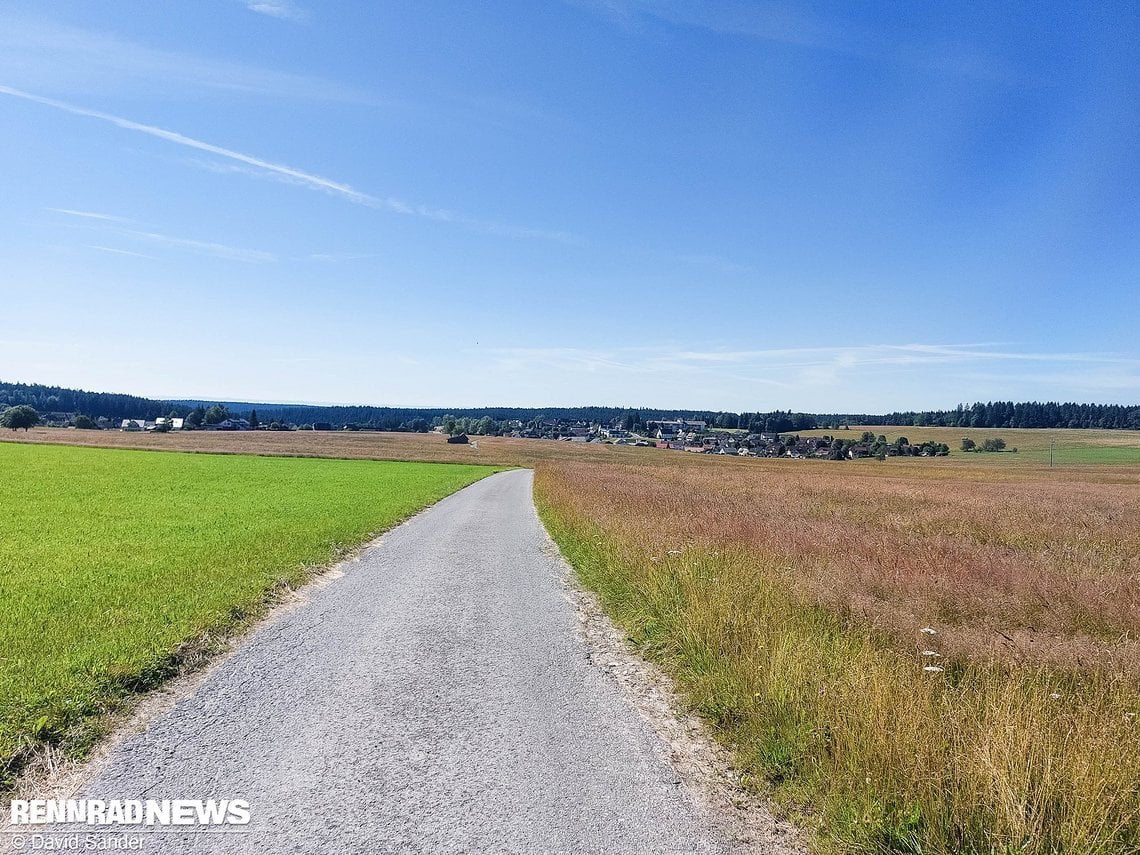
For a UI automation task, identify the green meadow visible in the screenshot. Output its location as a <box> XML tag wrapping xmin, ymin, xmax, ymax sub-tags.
<box><xmin>0</xmin><ymin>442</ymin><xmax>497</xmax><ymax>783</ymax></box>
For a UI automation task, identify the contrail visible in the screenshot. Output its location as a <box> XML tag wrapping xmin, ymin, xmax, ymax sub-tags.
<box><xmin>2</xmin><ymin>83</ymin><xmax>579</xmax><ymax>242</ymax></box>
<box><xmin>0</xmin><ymin>83</ymin><xmax>376</xmax><ymax>206</ymax></box>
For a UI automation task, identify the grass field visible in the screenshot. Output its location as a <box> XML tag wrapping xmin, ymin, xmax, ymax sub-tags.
<box><xmin>6</xmin><ymin>424</ymin><xmax>1139</xmax><ymax>471</ymax></box>
<box><xmin>535</xmin><ymin>456</ymin><xmax>1140</xmax><ymax>853</ymax></box>
<box><xmin>4</xmin><ymin>426</ymin><xmax>1140</xmax><ymax>851</ymax></box>
<box><xmin>799</xmin><ymin>426</ymin><xmax>1140</xmax><ymax>468</ymax></box>
<box><xmin>0</xmin><ymin>442</ymin><xmax>496</xmax><ymax>786</ymax></box>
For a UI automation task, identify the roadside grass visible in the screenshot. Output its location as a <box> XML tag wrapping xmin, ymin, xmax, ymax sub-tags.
<box><xmin>0</xmin><ymin>442</ymin><xmax>497</xmax><ymax>788</ymax></box>
<box><xmin>535</xmin><ymin>460</ymin><xmax>1140</xmax><ymax>853</ymax></box>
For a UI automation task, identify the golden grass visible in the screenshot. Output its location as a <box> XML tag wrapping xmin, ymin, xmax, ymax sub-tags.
<box><xmin>535</xmin><ymin>458</ymin><xmax>1140</xmax><ymax>853</ymax></box>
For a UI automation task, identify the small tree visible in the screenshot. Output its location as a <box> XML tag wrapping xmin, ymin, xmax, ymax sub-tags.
<box><xmin>73</xmin><ymin>414</ymin><xmax>98</xmax><ymax>430</ymax></box>
<box><xmin>249</xmin><ymin>409</ymin><xmax>260</xmax><ymax>430</ymax></box>
<box><xmin>960</xmin><ymin>437</ymin><xmax>976</xmax><ymax>452</ymax></box>
<box><xmin>204</xmin><ymin>404</ymin><xmax>230</xmax><ymax>425</ymax></box>
<box><xmin>982</xmin><ymin>437</ymin><xmax>1006</xmax><ymax>452</ymax></box>
<box><xmin>0</xmin><ymin>405</ymin><xmax>40</xmax><ymax>431</ymax></box>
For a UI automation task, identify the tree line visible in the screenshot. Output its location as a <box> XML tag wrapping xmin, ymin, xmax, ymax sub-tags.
<box><xmin>2</xmin><ymin>380</ymin><xmax>1138</xmax><ymax>433</ymax></box>
<box><xmin>837</xmin><ymin>401</ymin><xmax>1140</xmax><ymax>430</ymax></box>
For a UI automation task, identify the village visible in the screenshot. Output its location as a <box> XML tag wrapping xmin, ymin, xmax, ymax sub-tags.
<box><xmin>499</xmin><ymin>418</ymin><xmax>949</xmax><ymax>459</ymax></box>
<box><xmin>69</xmin><ymin>412</ymin><xmax>948</xmax><ymax>461</ymax></box>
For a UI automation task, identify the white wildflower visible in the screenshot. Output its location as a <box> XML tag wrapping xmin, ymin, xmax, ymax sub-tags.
<box><xmin>920</xmin><ymin>627</ymin><xmax>937</xmax><ymax>635</ymax></box>
<box><xmin>923</xmin><ymin>665</ymin><xmax>945</xmax><ymax>673</ymax></box>
<box><xmin>921</xmin><ymin>650</ymin><xmax>941</xmax><ymax>657</ymax></box>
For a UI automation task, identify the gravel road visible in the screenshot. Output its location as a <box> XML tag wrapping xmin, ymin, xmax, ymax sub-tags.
<box><xmin>13</xmin><ymin>469</ymin><xmax>749</xmax><ymax>854</ymax></box>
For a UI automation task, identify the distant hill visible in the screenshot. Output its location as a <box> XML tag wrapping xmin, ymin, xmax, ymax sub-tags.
<box><xmin>2</xmin><ymin>379</ymin><xmax>1138</xmax><ymax>432</ymax></box>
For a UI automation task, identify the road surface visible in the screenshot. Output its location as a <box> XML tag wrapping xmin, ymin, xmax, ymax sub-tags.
<box><xmin>16</xmin><ymin>470</ymin><xmax>745</xmax><ymax>854</ymax></box>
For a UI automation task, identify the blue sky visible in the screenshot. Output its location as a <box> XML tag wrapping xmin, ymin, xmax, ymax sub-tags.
<box><xmin>2</xmin><ymin>1</ymin><xmax>1138</xmax><ymax>411</ymax></box>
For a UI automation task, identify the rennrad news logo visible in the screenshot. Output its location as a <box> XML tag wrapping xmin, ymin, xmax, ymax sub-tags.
<box><xmin>8</xmin><ymin>799</ymin><xmax>250</xmax><ymax>826</ymax></box>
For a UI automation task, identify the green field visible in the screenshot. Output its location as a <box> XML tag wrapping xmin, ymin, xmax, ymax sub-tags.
<box><xmin>798</xmin><ymin>426</ymin><xmax>1140</xmax><ymax>466</ymax></box>
<box><xmin>0</xmin><ymin>443</ymin><xmax>497</xmax><ymax>783</ymax></box>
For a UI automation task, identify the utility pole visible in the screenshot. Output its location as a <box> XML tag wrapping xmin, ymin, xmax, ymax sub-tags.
<box><xmin>1049</xmin><ymin>436</ymin><xmax>1055</xmax><ymax>468</ymax></box>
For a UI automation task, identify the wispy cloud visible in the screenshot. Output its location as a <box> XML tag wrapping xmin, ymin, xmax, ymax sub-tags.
<box><xmin>305</xmin><ymin>252</ymin><xmax>377</xmax><ymax>263</ymax></box>
<box><xmin>53</xmin><ymin>208</ymin><xmax>276</xmax><ymax>262</ymax></box>
<box><xmin>4</xmin><ymin>85</ymin><xmax>577</xmax><ymax>243</ymax></box>
<box><xmin>116</xmin><ymin>229</ymin><xmax>276</xmax><ymax>263</ymax></box>
<box><xmin>190</xmin><ymin>157</ymin><xmax>581</xmax><ymax>242</ymax></box>
<box><xmin>47</xmin><ymin>207</ymin><xmax>131</xmax><ymax>222</ymax></box>
<box><xmin>487</xmin><ymin>342</ymin><xmax>1140</xmax><ymax>401</ymax></box>
<box><xmin>0</xmin><ymin>16</ymin><xmax>369</xmax><ymax>103</ymax></box>
<box><xmin>85</xmin><ymin>245</ymin><xmax>157</xmax><ymax>260</ymax></box>
<box><xmin>242</xmin><ymin>1</ymin><xmax>307</xmax><ymax>22</ymax></box>
<box><xmin>575</xmin><ymin>0</ymin><xmax>1025</xmax><ymax>85</ymax></box>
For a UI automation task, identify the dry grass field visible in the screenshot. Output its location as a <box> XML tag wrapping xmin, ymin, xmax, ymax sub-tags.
<box><xmin>535</xmin><ymin>455</ymin><xmax>1140</xmax><ymax>853</ymax></box>
<box><xmin>6</xmin><ymin>426</ymin><xmax>1139</xmax><ymax>851</ymax></box>
<box><xmin>0</xmin><ymin>425</ymin><xmax>624</xmax><ymax>468</ymax></box>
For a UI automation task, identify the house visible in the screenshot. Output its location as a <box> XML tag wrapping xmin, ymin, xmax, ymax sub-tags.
<box><xmin>120</xmin><ymin>419</ymin><xmax>149</xmax><ymax>431</ymax></box>
<box><xmin>154</xmin><ymin>417</ymin><xmax>184</xmax><ymax>430</ymax></box>
<box><xmin>446</xmin><ymin>433</ymin><xmax>469</xmax><ymax>444</ymax></box>
<box><xmin>651</xmin><ymin>419</ymin><xmax>707</xmax><ymax>436</ymax></box>
<box><xmin>209</xmin><ymin>418</ymin><xmax>251</xmax><ymax>431</ymax></box>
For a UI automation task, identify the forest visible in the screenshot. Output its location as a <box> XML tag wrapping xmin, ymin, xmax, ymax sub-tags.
<box><xmin>2</xmin><ymin>380</ymin><xmax>1138</xmax><ymax>433</ymax></box>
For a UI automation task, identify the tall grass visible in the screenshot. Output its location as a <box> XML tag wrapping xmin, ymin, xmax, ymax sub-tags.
<box><xmin>536</xmin><ymin>461</ymin><xmax>1140</xmax><ymax>853</ymax></box>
